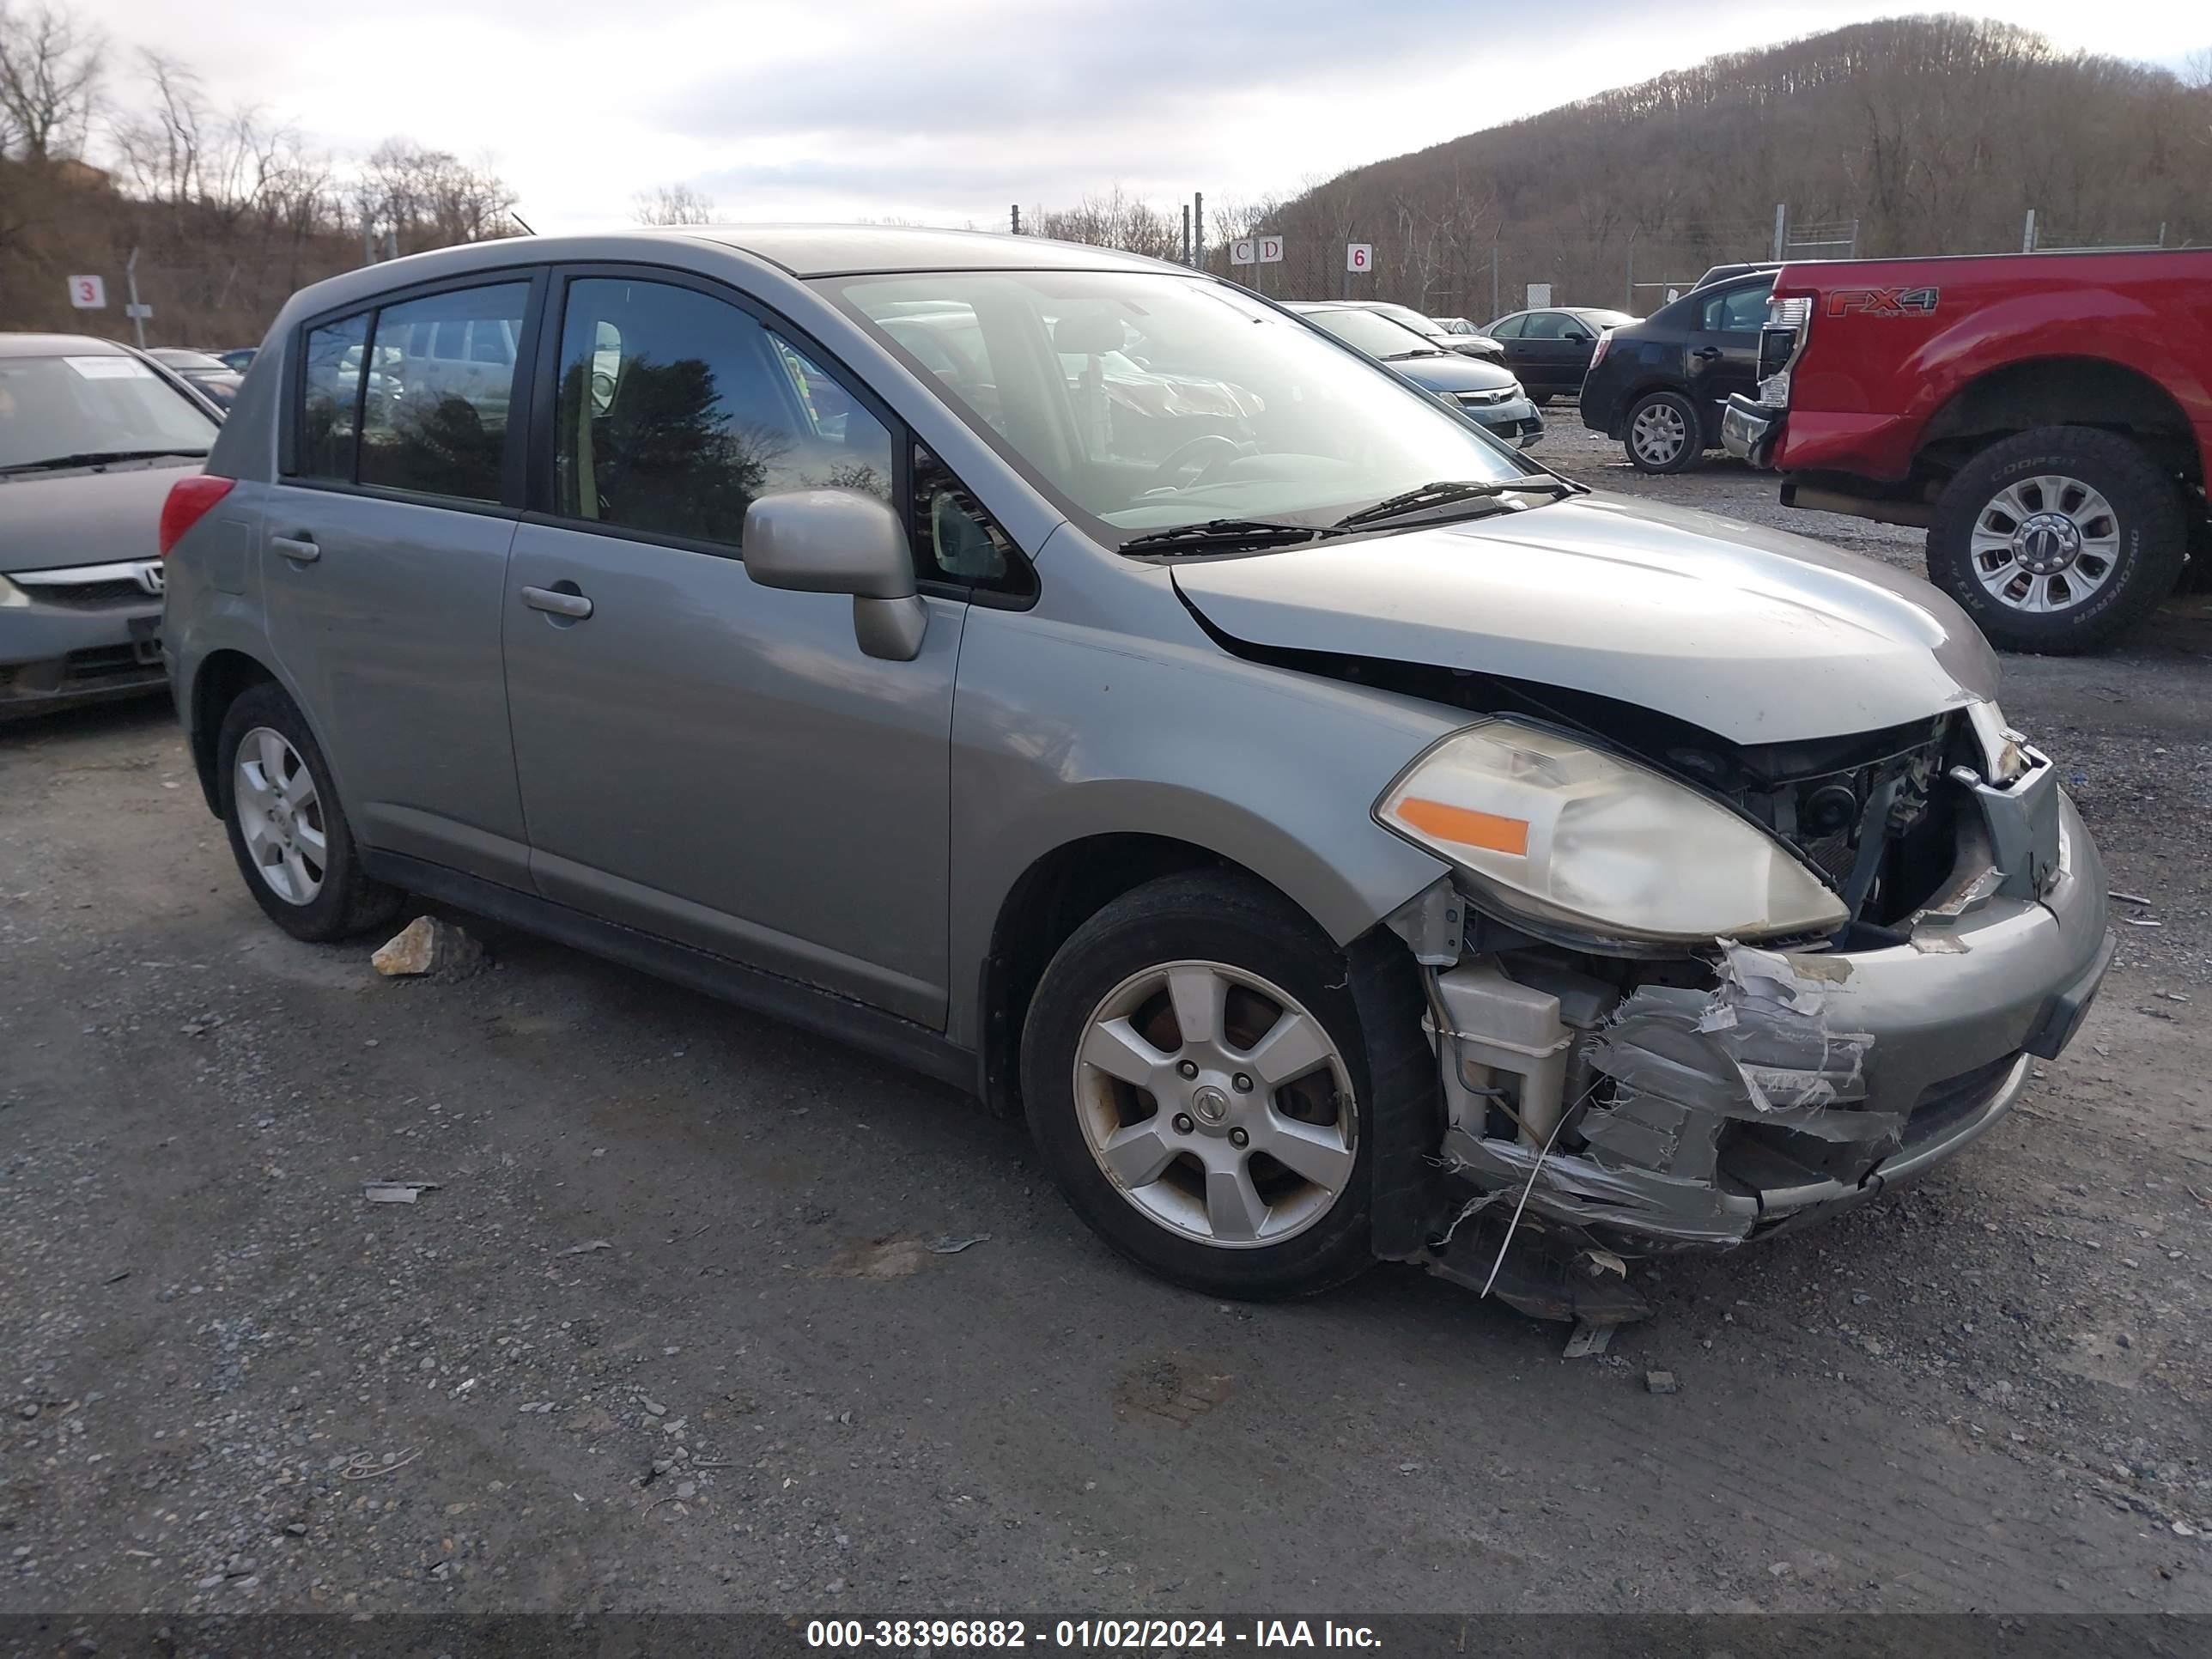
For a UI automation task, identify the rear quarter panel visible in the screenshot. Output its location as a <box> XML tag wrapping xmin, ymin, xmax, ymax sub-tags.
<box><xmin>1772</xmin><ymin>251</ymin><xmax>2212</xmax><ymax>482</ymax></box>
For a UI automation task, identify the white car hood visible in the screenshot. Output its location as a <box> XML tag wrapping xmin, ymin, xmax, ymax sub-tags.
<box><xmin>1170</xmin><ymin>490</ymin><xmax>2000</xmax><ymax>744</ymax></box>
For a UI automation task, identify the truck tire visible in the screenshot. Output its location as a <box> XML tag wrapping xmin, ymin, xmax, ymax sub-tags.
<box><xmin>1623</xmin><ymin>390</ymin><xmax>1702</xmax><ymax>474</ymax></box>
<box><xmin>1927</xmin><ymin>427</ymin><xmax>2186</xmax><ymax>654</ymax></box>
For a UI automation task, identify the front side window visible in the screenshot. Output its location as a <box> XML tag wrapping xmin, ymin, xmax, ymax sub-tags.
<box><xmin>551</xmin><ymin>276</ymin><xmax>893</xmax><ymax>550</ymax></box>
<box><xmin>1486</xmin><ymin>314</ymin><xmax>1526</xmax><ymax>339</ymax></box>
<box><xmin>358</xmin><ymin>283</ymin><xmax>527</xmax><ymax>501</ymax></box>
<box><xmin>0</xmin><ymin>351</ymin><xmax>216</xmax><ymax>474</ymax></box>
<box><xmin>829</xmin><ymin>270</ymin><xmax>1526</xmax><ymax>540</ymax></box>
<box><xmin>299</xmin><ymin>314</ymin><xmax>368</xmax><ymax>481</ymax></box>
<box><xmin>1519</xmin><ymin>312</ymin><xmax>1572</xmax><ymax>340</ymax></box>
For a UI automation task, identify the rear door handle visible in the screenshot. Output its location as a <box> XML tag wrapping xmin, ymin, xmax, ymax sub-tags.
<box><xmin>1693</xmin><ymin>346</ymin><xmax>1723</xmax><ymax>362</ymax></box>
<box><xmin>521</xmin><ymin>585</ymin><xmax>593</xmax><ymax>620</ymax></box>
<box><xmin>271</xmin><ymin>535</ymin><xmax>319</xmax><ymax>563</ymax></box>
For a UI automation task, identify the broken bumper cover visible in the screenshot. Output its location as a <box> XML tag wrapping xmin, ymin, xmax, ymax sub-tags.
<box><xmin>1439</xmin><ymin>784</ymin><xmax>2111</xmax><ymax>1249</ymax></box>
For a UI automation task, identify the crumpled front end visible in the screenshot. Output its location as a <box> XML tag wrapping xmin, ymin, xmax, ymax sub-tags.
<box><xmin>1399</xmin><ymin>712</ymin><xmax>2110</xmax><ymax>1267</ymax></box>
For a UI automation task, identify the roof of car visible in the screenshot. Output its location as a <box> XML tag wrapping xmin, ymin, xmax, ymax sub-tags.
<box><xmin>0</xmin><ymin>332</ymin><xmax>132</xmax><ymax>358</ymax></box>
<box><xmin>673</xmin><ymin>224</ymin><xmax>1176</xmax><ymax>277</ymax></box>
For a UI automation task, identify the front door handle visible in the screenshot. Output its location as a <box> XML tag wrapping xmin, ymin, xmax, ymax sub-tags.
<box><xmin>522</xmin><ymin>584</ymin><xmax>593</xmax><ymax>620</ymax></box>
<box><xmin>1693</xmin><ymin>346</ymin><xmax>1723</xmax><ymax>362</ymax></box>
<box><xmin>271</xmin><ymin>535</ymin><xmax>319</xmax><ymax>563</ymax></box>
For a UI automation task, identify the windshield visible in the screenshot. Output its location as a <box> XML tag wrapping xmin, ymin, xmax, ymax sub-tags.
<box><xmin>1298</xmin><ymin>307</ymin><xmax>1440</xmax><ymax>360</ymax></box>
<box><xmin>0</xmin><ymin>353</ymin><xmax>216</xmax><ymax>471</ymax></box>
<box><xmin>828</xmin><ymin>271</ymin><xmax>1523</xmax><ymax>538</ymax></box>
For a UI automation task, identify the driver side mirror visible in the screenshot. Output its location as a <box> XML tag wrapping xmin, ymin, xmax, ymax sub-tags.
<box><xmin>742</xmin><ymin>489</ymin><xmax>928</xmax><ymax>662</ymax></box>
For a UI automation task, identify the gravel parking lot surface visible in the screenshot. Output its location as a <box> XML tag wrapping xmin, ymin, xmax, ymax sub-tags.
<box><xmin>3</xmin><ymin>428</ymin><xmax>2209</xmax><ymax>1617</ymax></box>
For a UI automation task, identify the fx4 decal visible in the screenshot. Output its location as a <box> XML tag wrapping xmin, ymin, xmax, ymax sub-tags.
<box><xmin>1826</xmin><ymin>286</ymin><xmax>1941</xmax><ymax>318</ymax></box>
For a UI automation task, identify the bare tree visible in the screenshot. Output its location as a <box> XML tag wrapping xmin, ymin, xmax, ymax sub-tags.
<box><xmin>362</xmin><ymin>138</ymin><xmax>514</xmax><ymax>252</ymax></box>
<box><xmin>0</xmin><ymin>1</ymin><xmax>103</xmax><ymax>162</ymax></box>
<box><xmin>632</xmin><ymin>182</ymin><xmax>715</xmax><ymax>225</ymax></box>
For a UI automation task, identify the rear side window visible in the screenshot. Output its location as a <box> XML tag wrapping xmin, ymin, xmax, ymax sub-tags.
<box><xmin>357</xmin><ymin>283</ymin><xmax>528</xmax><ymax>501</ymax></box>
<box><xmin>1700</xmin><ymin>283</ymin><xmax>1771</xmax><ymax>333</ymax></box>
<box><xmin>300</xmin><ymin>315</ymin><xmax>368</xmax><ymax>481</ymax></box>
<box><xmin>550</xmin><ymin>276</ymin><xmax>893</xmax><ymax>551</ymax></box>
<box><xmin>1519</xmin><ymin>312</ymin><xmax>1571</xmax><ymax>339</ymax></box>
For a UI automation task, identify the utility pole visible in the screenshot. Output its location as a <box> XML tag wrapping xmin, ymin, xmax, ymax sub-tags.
<box><xmin>1489</xmin><ymin>228</ymin><xmax>1500</xmax><ymax>322</ymax></box>
<box><xmin>1625</xmin><ymin>228</ymin><xmax>1637</xmax><ymax>312</ymax></box>
<box><xmin>1181</xmin><ymin>204</ymin><xmax>1190</xmax><ymax>266</ymax></box>
<box><xmin>1194</xmin><ymin>191</ymin><xmax>1204</xmax><ymax>271</ymax></box>
<box><xmin>1010</xmin><ymin>204</ymin><xmax>1021</xmax><ymax>235</ymax></box>
<box><xmin>124</xmin><ymin>248</ymin><xmax>148</xmax><ymax>349</ymax></box>
<box><xmin>1771</xmin><ymin>203</ymin><xmax>1787</xmax><ymax>262</ymax></box>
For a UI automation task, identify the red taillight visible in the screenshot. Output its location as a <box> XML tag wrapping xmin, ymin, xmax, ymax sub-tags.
<box><xmin>1588</xmin><ymin>328</ymin><xmax>1613</xmax><ymax>369</ymax></box>
<box><xmin>158</xmin><ymin>474</ymin><xmax>234</xmax><ymax>557</ymax></box>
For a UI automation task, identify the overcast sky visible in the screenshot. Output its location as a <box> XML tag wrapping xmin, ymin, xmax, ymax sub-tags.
<box><xmin>64</xmin><ymin>0</ymin><xmax>2208</xmax><ymax>233</ymax></box>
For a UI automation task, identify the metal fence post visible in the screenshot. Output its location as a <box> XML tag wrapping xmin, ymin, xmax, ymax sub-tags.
<box><xmin>2022</xmin><ymin>209</ymin><xmax>2036</xmax><ymax>253</ymax></box>
<box><xmin>1771</xmin><ymin>203</ymin><xmax>1787</xmax><ymax>262</ymax></box>
<box><xmin>1194</xmin><ymin>191</ymin><xmax>1204</xmax><ymax>271</ymax></box>
<box><xmin>124</xmin><ymin>248</ymin><xmax>147</xmax><ymax>349</ymax></box>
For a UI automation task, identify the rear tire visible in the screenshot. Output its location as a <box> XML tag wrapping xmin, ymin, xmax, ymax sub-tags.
<box><xmin>217</xmin><ymin>682</ymin><xmax>403</xmax><ymax>943</ymax></box>
<box><xmin>1019</xmin><ymin>872</ymin><xmax>1379</xmax><ymax>1299</ymax></box>
<box><xmin>1927</xmin><ymin>426</ymin><xmax>2186</xmax><ymax>655</ymax></box>
<box><xmin>1624</xmin><ymin>389</ymin><xmax>1702</xmax><ymax>473</ymax></box>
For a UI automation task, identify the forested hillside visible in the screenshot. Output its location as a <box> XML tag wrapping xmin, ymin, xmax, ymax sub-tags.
<box><xmin>1199</xmin><ymin>16</ymin><xmax>2212</xmax><ymax>317</ymax></box>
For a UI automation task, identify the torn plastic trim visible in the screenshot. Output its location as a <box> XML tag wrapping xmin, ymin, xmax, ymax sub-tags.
<box><xmin>1430</xmin><ymin>940</ymin><xmax>1898</xmax><ymax>1248</ymax></box>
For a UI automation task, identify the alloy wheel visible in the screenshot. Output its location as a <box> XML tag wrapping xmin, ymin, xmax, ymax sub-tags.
<box><xmin>1071</xmin><ymin>959</ymin><xmax>1357</xmax><ymax>1249</ymax></box>
<box><xmin>234</xmin><ymin>726</ymin><xmax>326</xmax><ymax>905</ymax></box>
<box><xmin>1968</xmin><ymin>473</ymin><xmax>2119</xmax><ymax>614</ymax></box>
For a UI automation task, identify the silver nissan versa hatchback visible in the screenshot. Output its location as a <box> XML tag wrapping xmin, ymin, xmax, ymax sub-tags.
<box><xmin>161</xmin><ymin>228</ymin><xmax>2111</xmax><ymax>1310</ymax></box>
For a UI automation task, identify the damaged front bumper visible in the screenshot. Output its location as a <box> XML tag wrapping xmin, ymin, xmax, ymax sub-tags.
<box><xmin>1416</xmin><ymin>755</ymin><xmax>2111</xmax><ymax>1253</ymax></box>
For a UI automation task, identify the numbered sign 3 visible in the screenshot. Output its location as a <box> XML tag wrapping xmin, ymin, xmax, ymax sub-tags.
<box><xmin>68</xmin><ymin>274</ymin><xmax>108</xmax><ymax>309</ymax></box>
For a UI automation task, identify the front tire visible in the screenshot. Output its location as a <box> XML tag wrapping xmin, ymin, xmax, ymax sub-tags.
<box><xmin>1624</xmin><ymin>389</ymin><xmax>1702</xmax><ymax>473</ymax></box>
<box><xmin>1927</xmin><ymin>426</ymin><xmax>2186</xmax><ymax>654</ymax></box>
<box><xmin>1019</xmin><ymin>873</ymin><xmax>1377</xmax><ymax>1298</ymax></box>
<box><xmin>217</xmin><ymin>682</ymin><xmax>403</xmax><ymax>942</ymax></box>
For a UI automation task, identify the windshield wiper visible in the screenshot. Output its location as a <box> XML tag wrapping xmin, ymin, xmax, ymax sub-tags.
<box><xmin>0</xmin><ymin>447</ymin><xmax>210</xmax><ymax>476</ymax></box>
<box><xmin>1382</xmin><ymin>349</ymin><xmax>1444</xmax><ymax>362</ymax></box>
<box><xmin>1334</xmin><ymin>475</ymin><xmax>1579</xmax><ymax>531</ymax></box>
<box><xmin>1120</xmin><ymin>518</ymin><xmax>1339</xmax><ymax>556</ymax></box>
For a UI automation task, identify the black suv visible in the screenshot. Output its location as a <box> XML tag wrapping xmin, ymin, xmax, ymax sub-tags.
<box><xmin>1577</xmin><ymin>270</ymin><xmax>1773</xmax><ymax>472</ymax></box>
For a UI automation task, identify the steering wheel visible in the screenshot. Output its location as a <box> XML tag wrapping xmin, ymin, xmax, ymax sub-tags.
<box><xmin>1147</xmin><ymin>433</ymin><xmax>1243</xmax><ymax>492</ymax></box>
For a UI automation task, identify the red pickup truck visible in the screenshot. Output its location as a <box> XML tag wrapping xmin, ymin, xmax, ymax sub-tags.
<box><xmin>1723</xmin><ymin>249</ymin><xmax>2212</xmax><ymax>653</ymax></box>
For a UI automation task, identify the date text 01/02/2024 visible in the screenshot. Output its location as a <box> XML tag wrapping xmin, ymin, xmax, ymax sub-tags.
<box><xmin>805</xmin><ymin>1619</ymin><xmax>1383</xmax><ymax>1650</ymax></box>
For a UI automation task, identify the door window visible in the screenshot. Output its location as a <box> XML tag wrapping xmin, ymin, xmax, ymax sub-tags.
<box><xmin>300</xmin><ymin>314</ymin><xmax>368</xmax><ymax>481</ymax></box>
<box><xmin>551</xmin><ymin>276</ymin><xmax>894</xmax><ymax>551</ymax></box>
<box><xmin>1485</xmin><ymin>314</ymin><xmax>1525</xmax><ymax>339</ymax></box>
<box><xmin>358</xmin><ymin>282</ymin><xmax>529</xmax><ymax>501</ymax></box>
<box><xmin>1518</xmin><ymin>312</ymin><xmax>1572</xmax><ymax>339</ymax></box>
<box><xmin>1699</xmin><ymin>283</ymin><xmax>1771</xmax><ymax>333</ymax></box>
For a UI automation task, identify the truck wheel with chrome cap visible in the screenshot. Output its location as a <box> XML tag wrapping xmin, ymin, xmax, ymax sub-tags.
<box><xmin>1927</xmin><ymin>425</ymin><xmax>2187</xmax><ymax>654</ymax></box>
<box><xmin>1019</xmin><ymin>872</ymin><xmax>1384</xmax><ymax>1297</ymax></box>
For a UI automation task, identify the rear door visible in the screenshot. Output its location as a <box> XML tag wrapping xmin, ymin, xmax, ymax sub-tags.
<box><xmin>260</xmin><ymin>273</ymin><xmax>544</xmax><ymax>887</ymax></box>
<box><xmin>1685</xmin><ymin>279</ymin><xmax>1771</xmax><ymax>439</ymax></box>
<box><xmin>501</xmin><ymin>267</ymin><xmax>969</xmax><ymax>1024</ymax></box>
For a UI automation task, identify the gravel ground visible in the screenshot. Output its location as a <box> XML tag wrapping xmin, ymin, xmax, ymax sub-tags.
<box><xmin>3</xmin><ymin>431</ymin><xmax>2209</xmax><ymax>1618</ymax></box>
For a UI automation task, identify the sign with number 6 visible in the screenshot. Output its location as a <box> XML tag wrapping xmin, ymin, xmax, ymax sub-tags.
<box><xmin>69</xmin><ymin>274</ymin><xmax>107</xmax><ymax>308</ymax></box>
<box><xmin>1346</xmin><ymin>243</ymin><xmax>1372</xmax><ymax>274</ymax></box>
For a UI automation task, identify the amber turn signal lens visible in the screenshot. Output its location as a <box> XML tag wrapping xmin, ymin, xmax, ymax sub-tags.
<box><xmin>1392</xmin><ymin>797</ymin><xmax>1529</xmax><ymax>856</ymax></box>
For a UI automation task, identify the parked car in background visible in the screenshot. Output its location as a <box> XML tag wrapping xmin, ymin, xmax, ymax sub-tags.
<box><xmin>1724</xmin><ymin>246</ymin><xmax>2212</xmax><ymax>654</ymax></box>
<box><xmin>1693</xmin><ymin>262</ymin><xmax>1773</xmax><ymax>291</ymax></box>
<box><xmin>159</xmin><ymin>227</ymin><xmax>2106</xmax><ymax>1303</ymax></box>
<box><xmin>1318</xmin><ymin>300</ymin><xmax>1505</xmax><ymax>364</ymax></box>
<box><xmin>148</xmin><ymin>348</ymin><xmax>244</xmax><ymax>411</ymax></box>
<box><xmin>1432</xmin><ymin>316</ymin><xmax>1480</xmax><ymax>335</ymax></box>
<box><xmin>215</xmin><ymin>348</ymin><xmax>258</xmax><ymax>373</ymax></box>
<box><xmin>1285</xmin><ymin>301</ymin><xmax>1542</xmax><ymax>447</ymax></box>
<box><xmin>1481</xmin><ymin>307</ymin><xmax>1639</xmax><ymax>404</ymax></box>
<box><xmin>1</xmin><ymin>333</ymin><xmax>219</xmax><ymax>717</ymax></box>
<box><xmin>1578</xmin><ymin>270</ymin><xmax>1773</xmax><ymax>471</ymax></box>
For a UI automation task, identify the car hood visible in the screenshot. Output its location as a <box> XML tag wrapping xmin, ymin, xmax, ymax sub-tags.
<box><xmin>0</xmin><ymin>461</ymin><xmax>189</xmax><ymax>574</ymax></box>
<box><xmin>1170</xmin><ymin>491</ymin><xmax>2000</xmax><ymax>744</ymax></box>
<box><xmin>1392</xmin><ymin>353</ymin><xmax>1519</xmax><ymax>393</ymax></box>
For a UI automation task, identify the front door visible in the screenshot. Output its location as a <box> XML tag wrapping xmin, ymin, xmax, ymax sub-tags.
<box><xmin>259</xmin><ymin>276</ymin><xmax>540</xmax><ymax>886</ymax></box>
<box><xmin>501</xmin><ymin>270</ymin><xmax>963</xmax><ymax>1026</ymax></box>
<box><xmin>1685</xmin><ymin>280</ymin><xmax>1771</xmax><ymax>440</ymax></box>
<box><xmin>1511</xmin><ymin>311</ymin><xmax>1583</xmax><ymax>398</ymax></box>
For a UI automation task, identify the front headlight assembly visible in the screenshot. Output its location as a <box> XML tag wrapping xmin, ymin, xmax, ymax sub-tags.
<box><xmin>1376</xmin><ymin>719</ymin><xmax>1849</xmax><ymax>946</ymax></box>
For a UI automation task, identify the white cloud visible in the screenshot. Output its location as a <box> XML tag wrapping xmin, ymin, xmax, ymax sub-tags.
<box><xmin>58</xmin><ymin>0</ymin><xmax>2203</xmax><ymax>232</ymax></box>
